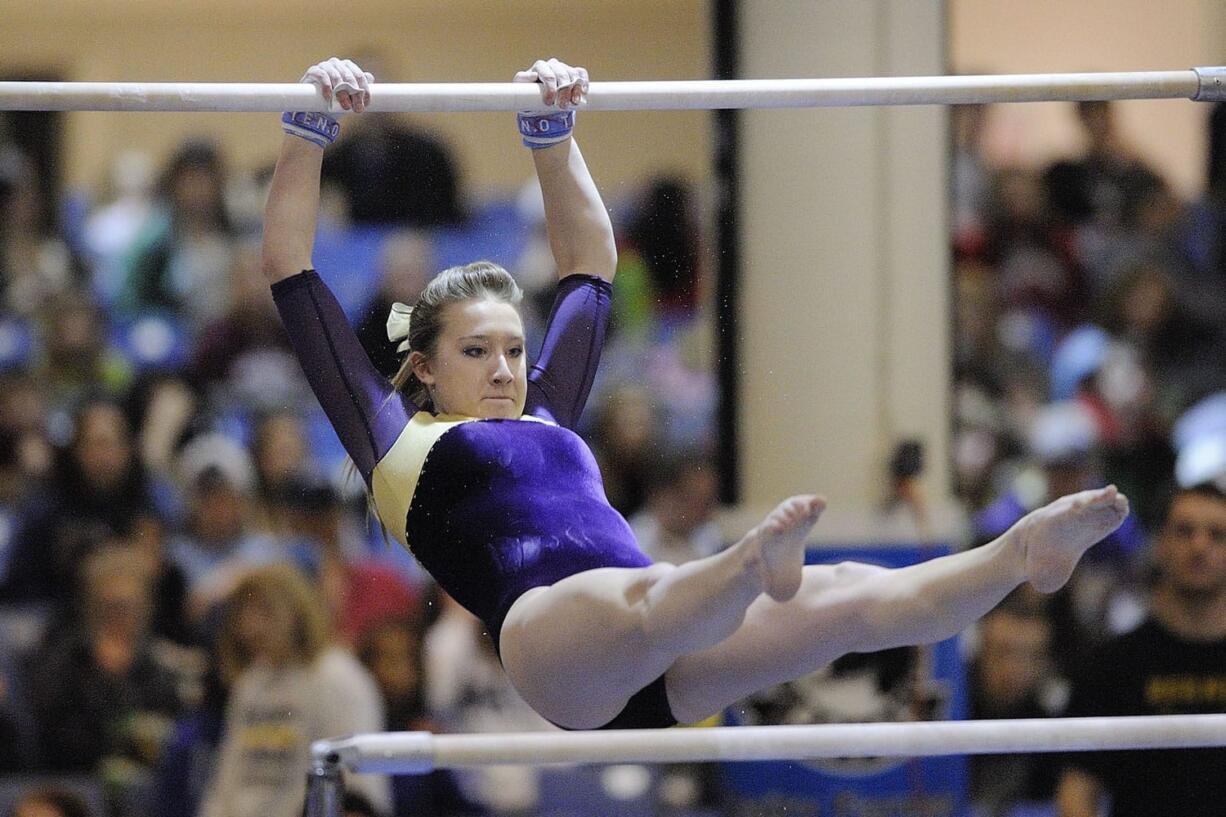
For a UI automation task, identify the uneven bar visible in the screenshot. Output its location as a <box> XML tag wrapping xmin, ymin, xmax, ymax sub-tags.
<box><xmin>311</xmin><ymin>714</ymin><xmax>1226</xmax><ymax>775</ymax></box>
<box><xmin>0</xmin><ymin>68</ymin><xmax>1219</xmax><ymax>113</ymax></box>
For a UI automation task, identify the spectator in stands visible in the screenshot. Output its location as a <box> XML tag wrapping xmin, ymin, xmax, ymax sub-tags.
<box><xmin>148</xmin><ymin>653</ymin><xmax>227</xmax><ymax>817</ymax></box>
<box><xmin>321</xmin><ymin>112</ymin><xmax>463</xmax><ymax>229</ymax></box>
<box><xmin>0</xmin><ymin>399</ymin><xmax>157</xmax><ymax>610</ymax></box>
<box><xmin>0</xmin><ymin>672</ymin><xmax>26</xmax><ymax>772</ymax></box>
<box><xmin>951</xmin><ymin>103</ymin><xmax>992</xmax><ymax>259</ymax></box>
<box><xmin>340</xmin><ymin>793</ymin><xmax>379</xmax><ymax>817</ymax></box>
<box><xmin>360</xmin><ymin>615</ymin><xmax>428</xmax><ymax>732</ymax></box>
<box><xmin>6</xmin><ymin>786</ymin><xmax>94</xmax><ymax>817</ymax></box>
<box><xmin>354</xmin><ymin>231</ymin><xmax>436</xmax><ymax>378</ymax></box>
<box><xmin>0</xmin><ymin>427</ymin><xmax>28</xmax><ymax>591</ymax></box>
<box><xmin>625</xmin><ymin>177</ymin><xmax>702</xmax><ymax>319</ymax></box>
<box><xmin>358</xmin><ymin>614</ymin><xmax>484</xmax><ymax>816</ymax></box>
<box><xmin>127</xmin><ymin>515</ymin><xmax>193</xmax><ymax>647</ymax></box>
<box><xmin>1177</xmin><ymin>101</ymin><xmax>1226</xmax><ymax>317</ymax></box>
<box><xmin>970</xmin><ymin>594</ymin><xmax>1061</xmax><ymax>816</ymax></box>
<box><xmin>166</xmin><ymin>433</ymin><xmax>283</xmax><ymax>627</ymax></box>
<box><xmin>0</xmin><ymin>370</ymin><xmax>53</xmax><ymax>481</ymax></box>
<box><xmin>425</xmin><ymin>594</ymin><xmax>552</xmax><ymax>814</ymax></box>
<box><xmin>629</xmin><ymin>451</ymin><xmax>722</xmax><ymax>566</ymax></box>
<box><xmin>1056</xmin><ymin>483</ymin><xmax>1226</xmax><ymax>817</ymax></box>
<box><xmin>1098</xmin><ymin>256</ymin><xmax>1226</xmax><ymax>416</ymax></box>
<box><xmin>118</xmin><ymin>141</ymin><xmax>236</xmax><ymax>329</ymax></box>
<box><xmin>249</xmin><ymin>411</ymin><xmax>309</xmax><ymax>534</ymax></box>
<box><xmin>983</xmin><ymin>166</ymin><xmax>1089</xmax><ymax>331</ymax></box>
<box><xmin>0</xmin><ymin>146</ymin><xmax>84</xmax><ymax>318</ymax></box>
<box><xmin>589</xmin><ymin>384</ymin><xmax>660</xmax><ymax>517</ymax></box>
<box><xmin>83</xmin><ymin>150</ymin><xmax>156</xmax><ymax>304</ymax></box>
<box><xmin>278</xmin><ymin>474</ymin><xmax>418</xmax><ymax>646</ymax></box>
<box><xmin>28</xmin><ymin>546</ymin><xmax>181</xmax><ymax>775</ymax></box>
<box><xmin>35</xmin><ymin>292</ymin><xmax>131</xmax><ymax>415</ymax></box>
<box><xmin>201</xmin><ymin>564</ymin><xmax>388</xmax><ymax>817</ymax></box>
<box><xmin>952</xmin><ymin>370</ymin><xmax>1018</xmax><ymax>513</ymax></box>
<box><xmin>188</xmin><ymin>238</ymin><xmax>305</xmax><ymax>414</ymax></box>
<box><xmin>1047</xmin><ymin>323</ymin><xmax>1173</xmax><ymax>529</ymax></box>
<box><xmin>124</xmin><ymin>373</ymin><xmax>198</xmax><ymax>482</ymax></box>
<box><xmin>1070</xmin><ymin>101</ymin><xmax>1164</xmax><ymax>234</ymax></box>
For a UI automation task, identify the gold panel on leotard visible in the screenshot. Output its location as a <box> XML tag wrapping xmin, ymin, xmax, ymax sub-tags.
<box><xmin>369</xmin><ymin>411</ymin><xmax>553</xmax><ymax>548</ymax></box>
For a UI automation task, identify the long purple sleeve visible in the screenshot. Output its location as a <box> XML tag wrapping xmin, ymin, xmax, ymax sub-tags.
<box><xmin>525</xmin><ymin>274</ymin><xmax>613</xmax><ymax>429</ymax></box>
<box><xmin>270</xmin><ymin>270</ymin><xmax>415</xmax><ymax>484</ymax></box>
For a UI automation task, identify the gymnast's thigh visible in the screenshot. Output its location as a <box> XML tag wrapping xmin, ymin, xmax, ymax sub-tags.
<box><xmin>498</xmin><ymin>564</ymin><xmax>677</xmax><ymax>728</ymax></box>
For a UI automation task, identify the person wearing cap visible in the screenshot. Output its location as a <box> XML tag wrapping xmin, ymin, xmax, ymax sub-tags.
<box><xmin>166</xmin><ymin>433</ymin><xmax>283</xmax><ymax>626</ymax></box>
<box><xmin>277</xmin><ymin>473</ymin><xmax>420</xmax><ymax>647</ymax></box>
<box><xmin>974</xmin><ymin>400</ymin><xmax>1144</xmax><ymax>562</ymax></box>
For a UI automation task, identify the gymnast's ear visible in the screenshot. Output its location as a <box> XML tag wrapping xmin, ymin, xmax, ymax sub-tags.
<box><xmin>409</xmin><ymin>350</ymin><xmax>434</xmax><ymax>385</ymax></box>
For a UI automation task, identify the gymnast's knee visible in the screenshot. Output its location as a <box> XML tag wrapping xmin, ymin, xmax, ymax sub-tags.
<box><xmin>625</xmin><ymin>562</ymin><xmax>677</xmax><ymax>605</ymax></box>
<box><xmin>829</xmin><ymin>560</ymin><xmax>891</xmax><ymax>583</ymax></box>
<box><xmin>629</xmin><ymin>562</ymin><xmax>683</xmax><ymax>650</ymax></box>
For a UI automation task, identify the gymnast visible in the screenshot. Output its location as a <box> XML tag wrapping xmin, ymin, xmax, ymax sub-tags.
<box><xmin>264</xmin><ymin>57</ymin><xmax>1130</xmax><ymax>731</ymax></box>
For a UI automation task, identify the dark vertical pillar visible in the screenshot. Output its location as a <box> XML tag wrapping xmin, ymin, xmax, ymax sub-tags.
<box><xmin>1</xmin><ymin>71</ymin><xmax>64</xmax><ymax>236</ymax></box>
<box><xmin>712</xmin><ymin>0</ymin><xmax>741</xmax><ymax>503</ymax></box>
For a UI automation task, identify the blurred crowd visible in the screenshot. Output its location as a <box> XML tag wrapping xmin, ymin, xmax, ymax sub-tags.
<box><xmin>955</xmin><ymin>100</ymin><xmax>1226</xmax><ymax>817</ymax></box>
<box><xmin>2</xmin><ymin>95</ymin><xmax>1226</xmax><ymax>817</ymax></box>
<box><xmin>0</xmin><ymin>113</ymin><xmax>719</xmax><ymax>817</ymax></box>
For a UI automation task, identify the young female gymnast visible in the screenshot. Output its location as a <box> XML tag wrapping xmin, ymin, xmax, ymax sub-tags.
<box><xmin>264</xmin><ymin>57</ymin><xmax>1130</xmax><ymax>731</ymax></box>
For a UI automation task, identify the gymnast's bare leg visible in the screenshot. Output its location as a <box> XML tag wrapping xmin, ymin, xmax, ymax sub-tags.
<box><xmin>662</xmin><ymin>485</ymin><xmax>1130</xmax><ymax>723</ymax></box>
<box><xmin>500</xmin><ymin>485</ymin><xmax>1127</xmax><ymax>729</ymax></box>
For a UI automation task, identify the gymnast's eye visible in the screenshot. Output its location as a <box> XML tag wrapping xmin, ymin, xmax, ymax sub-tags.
<box><xmin>508</xmin><ymin>346</ymin><xmax>524</xmax><ymax>358</ymax></box>
<box><xmin>463</xmin><ymin>346</ymin><xmax>485</xmax><ymax>358</ymax></box>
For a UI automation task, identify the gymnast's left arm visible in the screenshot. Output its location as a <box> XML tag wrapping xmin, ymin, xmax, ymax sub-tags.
<box><xmin>516</xmin><ymin>58</ymin><xmax>617</xmax><ymax>283</ymax></box>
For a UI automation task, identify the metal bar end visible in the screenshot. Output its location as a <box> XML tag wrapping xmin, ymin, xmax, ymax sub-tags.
<box><xmin>305</xmin><ymin>741</ymin><xmax>345</xmax><ymax>817</ymax></box>
<box><xmin>1194</xmin><ymin>67</ymin><xmax>1226</xmax><ymax>101</ymax></box>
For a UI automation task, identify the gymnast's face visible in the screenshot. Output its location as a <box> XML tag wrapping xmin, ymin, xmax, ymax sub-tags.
<box><xmin>414</xmin><ymin>297</ymin><xmax>528</xmax><ymax>419</ymax></box>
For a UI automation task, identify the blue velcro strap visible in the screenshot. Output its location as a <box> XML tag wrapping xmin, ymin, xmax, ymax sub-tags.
<box><xmin>282</xmin><ymin>110</ymin><xmax>340</xmax><ymax>148</ymax></box>
<box><xmin>517</xmin><ymin>110</ymin><xmax>575</xmax><ymax>149</ymax></box>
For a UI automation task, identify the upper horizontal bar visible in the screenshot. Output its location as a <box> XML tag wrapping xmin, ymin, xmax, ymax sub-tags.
<box><xmin>314</xmin><ymin>713</ymin><xmax>1226</xmax><ymax>774</ymax></box>
<box><xmin>1</xmin><ymin>68</ymin><xmax>1223</xmax><ymax>113</ymax></box>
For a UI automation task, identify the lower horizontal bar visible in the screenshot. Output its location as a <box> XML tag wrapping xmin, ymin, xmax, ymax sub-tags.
<box><xmin>313</xmin><ymin>714</ymin><xmax>1226</xmax><ymax>774</ymax></box>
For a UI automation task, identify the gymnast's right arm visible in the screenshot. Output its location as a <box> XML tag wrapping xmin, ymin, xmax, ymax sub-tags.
<box><xmin>261</xmin><ymin>58</ymin><xmax>412</xmax><ymax>485</ymax></box>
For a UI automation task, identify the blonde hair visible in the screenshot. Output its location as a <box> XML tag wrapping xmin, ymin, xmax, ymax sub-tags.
<box><xmin>390</xmin><ymin>261</ymin><xmax>523</xmax><ymax>408</ymax></box>
<box><xmin>217</xmin><ymin>564</ymin><xmax>331</xmax><ymax>683</ymax></box>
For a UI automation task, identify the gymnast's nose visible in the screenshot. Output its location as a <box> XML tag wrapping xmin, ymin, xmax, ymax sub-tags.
<box><xmin>491</xmin><ymin>354</ymin><xmax>513</xmax><ymax>384</ymax></box>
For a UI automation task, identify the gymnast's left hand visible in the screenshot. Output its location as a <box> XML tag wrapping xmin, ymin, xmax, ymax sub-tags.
<box><xmin>514</xmin><ymin>58</ymin><xmax>588</xmax><ymax>109</ymax></box>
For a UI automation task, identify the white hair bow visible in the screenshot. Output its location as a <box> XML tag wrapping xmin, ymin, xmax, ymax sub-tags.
<box><xmin>386</xmin><ymin>302</ymin><xmax>414</xmax><ymax>353</ymax></box>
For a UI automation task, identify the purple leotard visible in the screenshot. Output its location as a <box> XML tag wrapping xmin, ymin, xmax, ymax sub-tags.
<box><xmin>271</xmin><ymin>270</ymin><xmax>673</xmax><ymax>729</ymax></box>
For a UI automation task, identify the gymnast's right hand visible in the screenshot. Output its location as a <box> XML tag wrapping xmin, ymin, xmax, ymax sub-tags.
<box><xmin>300</xmin><ymin>57</ymin><xmax>373</xmax><ymax>113</ymax></box>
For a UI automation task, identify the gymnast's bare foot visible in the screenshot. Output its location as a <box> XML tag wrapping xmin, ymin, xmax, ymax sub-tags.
<box><xmin>1011</xmin><ymin>485</ymin><xmax>1130</xmax><ymax>593</ymax></box>
<box><xmin>741</xmin><ymin>494</ymin><xmax>827</xmax><ymax>602</ymax></box>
